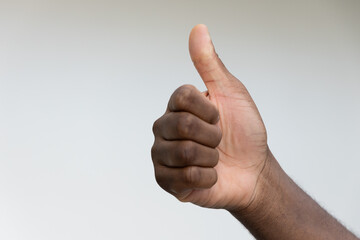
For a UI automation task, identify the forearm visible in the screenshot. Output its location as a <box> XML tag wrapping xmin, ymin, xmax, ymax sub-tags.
<box><xmin>230</xmin><ymin>151</ymin><xmax>358</xmax><ymax>240</ymax></box>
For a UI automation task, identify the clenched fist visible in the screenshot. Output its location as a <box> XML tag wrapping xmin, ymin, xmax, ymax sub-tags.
<box><xmin>151</xmin><ymin>24</ymin><xmax>269</xmax><ymax>211</ymax></box>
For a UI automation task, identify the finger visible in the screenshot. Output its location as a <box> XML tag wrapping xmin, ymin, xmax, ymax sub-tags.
<box><xmin>154</xmin><ymin>165</ymin><xmax>217</xmax><ymax>196</ymax></box>
<box><xmin>154</xmin><ymin>112</ymin><xmax>222</xmax><ymax>148</ymax></box>
<box><xmin>189</xmin><ymin>24</ymin><xmax>238</xmax><ymax>96</ymax></box>
<box><xmin>151</xmin><ymin>140</ymin><xmax>219</xmax><ymax>167</ymax></box>
<box><xmin>168</xmin><ymin>85</ymin><xmax>219</xmax><ymax>124</ymax></box>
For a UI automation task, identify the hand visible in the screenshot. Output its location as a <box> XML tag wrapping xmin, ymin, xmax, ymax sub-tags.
<box><xmin>152</xmin><ymin>24</ymin><xmax>359</xmax><ymax>240</ymax></box>
<box><xmin>151</xmin><ymin>24</ymin><xmax>269</xmax><ymax>211</ymax></box>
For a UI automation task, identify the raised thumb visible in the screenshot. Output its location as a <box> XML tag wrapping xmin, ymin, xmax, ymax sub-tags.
<box><xmin>189</xmin><ymin>24</ymin><xmax>234</xmax><ymax>95</ymax></box>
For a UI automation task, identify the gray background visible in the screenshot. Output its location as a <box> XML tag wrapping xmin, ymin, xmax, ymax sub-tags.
<box><xmin>0</xmin><ymin>0</ymin><xmax>359</xmax><ymax>239</ymax></box>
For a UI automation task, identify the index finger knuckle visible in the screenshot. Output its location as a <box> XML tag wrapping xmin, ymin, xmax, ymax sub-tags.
<box><xmin>171</xmin><ymin>85</ymin><xmax>196</xmax><ymax>110</ymax></box>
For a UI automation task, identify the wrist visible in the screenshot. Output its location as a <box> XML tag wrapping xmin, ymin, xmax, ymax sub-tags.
<box><xmin>228</xmin><ymin>150</ymin><xmax>359</xmax><ymax>240</ymax></box>
<box><xmin>229</xmin><ymin>149</ymin><xmax>284</xmax><ymax>222</ymax></box>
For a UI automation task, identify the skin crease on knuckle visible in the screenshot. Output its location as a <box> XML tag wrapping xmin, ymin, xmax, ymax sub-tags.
<box><xmin>179</xmin><ymin>142</ymin><xmax>219</xmax><ymax>168</ymax></box>
<box><xmin>184</xmin><ymin>166</ymin><xmax>200</xmax><ymax>186</ymax></box>
<box><xmin>176</xmin><ymin>113</ymin><xmax>196</xmax><ymax>139</ymax></box>
<box><xmin>179</xmin><ymin>141</ymin><xmax>196</xmax><ymax>166</ymax></box>
<box><xmin>183</xmin><ymin>167</ymin><xmax>217</xmax><ymax>189</ymax></box>
<box><xmin>172</xmin><ymin>85</ymin><xmax>195</xmax><ymax>111</ymax></box>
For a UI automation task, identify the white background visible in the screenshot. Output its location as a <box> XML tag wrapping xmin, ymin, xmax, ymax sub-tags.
<box><xmin>0</xmin><ymin>1</ymin><xmax>359</xmax><ymax>239</ymax></box>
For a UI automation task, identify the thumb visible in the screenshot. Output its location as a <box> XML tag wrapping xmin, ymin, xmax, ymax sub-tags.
<box><xmin>189</xmin><ymin>24</ymin><xmax>236</xmax><ymax>95</ymax></box>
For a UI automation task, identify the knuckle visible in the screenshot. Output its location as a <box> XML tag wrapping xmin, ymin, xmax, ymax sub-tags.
<box><xmin>179</xmin><ymin>141</ymin><xmax>196</xmax><ymax>165</ymax></box>
<box><xmin>154</xmin><ymin>168</ymin><xmax>168</xmax><ymax>190</ymax></box>
<box><xmin>177</xmin><ymin>114</ymin><xmax>195</xmax><ymax>137</ymax></box>
<box><xmin>152</xmin><ymin>118</ymin><xmax>161</xmax><ymax>134</ymax></box>
<box><xmin>184</xmin><ymin>167</ymin><xmax>200</xmax><ymax>185</ymax></box>
<box><xmin>150</xmin><ymin>144</ymin><xmax>159</xmax><ymax>162</ymax></box>
<box><xmin>173</xmin><ymin>85</ymin><xmax>195</xmax><ymax>109</ymax></box>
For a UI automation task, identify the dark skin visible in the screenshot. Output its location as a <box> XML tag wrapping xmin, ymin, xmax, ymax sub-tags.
<box><xmin>151</xmin><ymin>24</ymin><xmax>359</xmax><ymax>240</ymax></box>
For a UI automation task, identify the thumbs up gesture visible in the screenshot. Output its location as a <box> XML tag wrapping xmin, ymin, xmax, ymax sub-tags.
<box><xmin>152</xmin><ymin>24</ymin><xmax>269</xmax><ymax>211</ymax></box>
